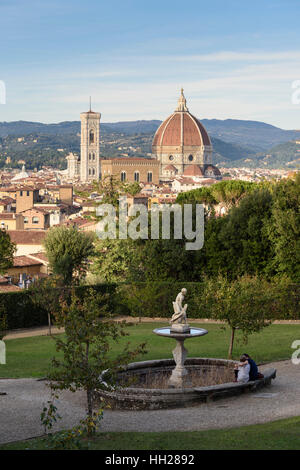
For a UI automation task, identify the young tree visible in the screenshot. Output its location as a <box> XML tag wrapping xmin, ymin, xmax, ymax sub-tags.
<box><xmin>200</xmin><ymin>275</ymin><xmax>278</xmax><ymax>359</ymax></box>
<box><xmin>0</xmin><ymin>229</ymin><xmax>15</xmax><ymax>274</ymax></box>
<box><xmin>47</xmin><ymin>288</ymin><xmax>146</xmax><ymax>433</ymax></box>
<box><xmin>44</xmin><ymin>226</ymin><xmax>95</xmax><ymax>285</ymax></box>
<box><xmin>93</xmin><ymin>175</ymin><xmax>122</xmax><ymax>206</ymax></box>
<box><xmin>31</xmin><ymin>275</ymin><xmax>68</xmax><ymax>335</ymax></box>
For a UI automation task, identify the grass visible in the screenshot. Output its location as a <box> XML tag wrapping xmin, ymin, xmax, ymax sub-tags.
<box><xmin>1</xmin><ymin>322</ymin><xmax>299</xmax><ymax>378</ymax></box>
<box><xmin>1</xmin><ymin>417</ymin><xmax>300</xmax><ymax>450</ymax></box>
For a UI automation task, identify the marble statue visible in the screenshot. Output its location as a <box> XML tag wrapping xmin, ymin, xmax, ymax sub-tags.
<box><xmin>170</xmin><ymin>288</ymin><xmax>190</xmax><ymax>333</ymax></box>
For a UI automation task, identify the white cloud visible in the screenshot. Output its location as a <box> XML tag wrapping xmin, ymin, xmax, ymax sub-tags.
<box><xmin>2</xmin><ymin>49</ymin><xmax>300</xmax><ymax>128</ymax></box>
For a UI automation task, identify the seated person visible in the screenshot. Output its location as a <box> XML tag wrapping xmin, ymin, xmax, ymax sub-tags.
<box><xmin>234</xmin><ymin>355</ymin><xmax>250</xmax><ymax>383</ymax></box>
<box><xmin>243</xmin><ymin>353</ymin><xmax>264</xmax><ymax>381</ymax></box>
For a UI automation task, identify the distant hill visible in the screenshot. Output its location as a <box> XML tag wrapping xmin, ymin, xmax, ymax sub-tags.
<box><xmin>0</xmin><ymin>118</ymin><xmax>299</xmax><ymax>170</ymax></box>
<box><xmin>1</xmin><ymin>119</ymin><xmax>299</xmax><ymax>151</ymax></box>
<box><xmin>102</xmin><ymin>120</ymin><xmax>162</xmax><ymax>135</ymax></box>
<box><xmin>0</xmin><ymin>120</ymin><xmax>80</xmax><ymax>137</ymax></box>
<box><xmin>227</xmin><ymin>141</ymin><xmax>300</xmax><ymax>169</ymax></box>
<box><xmin>211</xmin><ymin>137</ymin><xmax>254</xmax><ymax>165</ymax></box>
<box><xmin>201</xmin><ymin>119</ymin><xmax>300</xmax><ymax>152</ymax></box>
<box><xmin>0</xmin><ymin>120</ymin><xmax>161</xmax><ymax>138</ymax></box>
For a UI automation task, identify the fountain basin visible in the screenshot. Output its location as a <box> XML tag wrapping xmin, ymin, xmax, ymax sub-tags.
<box><xmin>153</xmin><ymin>327</ymin><xmax>208</xmax><ymax>339</ymax></box>
<box><xmin>96</xmin><ymin>358</ymin><xmax>276</xmax><ymax>410</ymax></box>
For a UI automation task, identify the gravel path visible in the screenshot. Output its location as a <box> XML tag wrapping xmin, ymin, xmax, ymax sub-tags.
<box><xmin>0</xmin><ymin>360</ymin><xmax>299</xmax><ymax>444</ymax></box>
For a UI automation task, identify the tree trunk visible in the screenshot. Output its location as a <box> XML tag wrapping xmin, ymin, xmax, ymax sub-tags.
<box><xmin>87</xmin><ymin>388</ymin><xmax>93</xmax><ymax>418</ymax></box>
<box><xmin>228</xmin><ymin>327</ymin><xmax>236</xmax><ymax>359</ymax></box>
<box><xmin>48</xmin><ymin>312</ymin><xmax>52</xmax><ymax>336</ymax></box>
<box><xmin>85</xmin><ymin>341</ymin><xmax>93</xmax><ymax>422</ymax></box>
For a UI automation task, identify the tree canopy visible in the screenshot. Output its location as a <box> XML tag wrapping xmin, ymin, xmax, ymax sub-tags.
<box><xmin>44</xmin><ymin>226</ymin><xmax>95</xmax><ymax>285</ymax></box>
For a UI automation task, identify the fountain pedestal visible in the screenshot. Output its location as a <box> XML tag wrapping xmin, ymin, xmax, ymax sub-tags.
<box><xmin>169</xmin><ymin>338</ymin><xmax>191</xmax><ymax>388</ymax></box>
<box><xmin>153</xmin><ymin>327</ymin><xmax>208</xmax><ymax>389</ymax></box>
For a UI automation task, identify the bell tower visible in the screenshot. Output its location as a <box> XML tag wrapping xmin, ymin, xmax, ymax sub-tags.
<box><xmin>80</xmin><ymin>98</ymin><xmax>101</xmax><ymax>182</ymax></box>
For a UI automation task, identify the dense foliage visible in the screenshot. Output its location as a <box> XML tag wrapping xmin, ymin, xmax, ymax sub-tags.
<box><xmin>0</xmin><ymin>230</ymin><xmax>15</xmax><ymax>274</ymax></box>
<box><xmin>92</xmin><ymin>177</ymin><xmax>299</xmax><ymax>282</ymax></box>
<box><xmin>44</xmin><ymin>226</ymin><xmax>95</xmax><ymax>284</ymax></box>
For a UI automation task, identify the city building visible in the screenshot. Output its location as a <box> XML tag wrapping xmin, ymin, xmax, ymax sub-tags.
<box><xmin>101</xmin><ymin>158</ymin><xmax>160</xmax><ymax>184</ymax></box>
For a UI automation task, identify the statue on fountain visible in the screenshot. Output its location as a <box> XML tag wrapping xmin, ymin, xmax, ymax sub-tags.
<box><xmin>170</xmin><ymin>288</ymin><xmax>190</xmax><ymax>333</ymax></box>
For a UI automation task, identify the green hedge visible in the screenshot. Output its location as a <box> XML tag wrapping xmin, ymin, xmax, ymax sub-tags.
<box><xmin>0</xmin><ymin>290</ymin><xmax>48</xmax><ymax>330</ymax></box>
<box><xmin>1</xmin><ymin>280</ymin><xmax>299</xmax><ymax>331</ymax></box>
<box><xmin>0</xmin><ymin>283</ymin><xmax>120</xmax><ymax>331</ymax></box>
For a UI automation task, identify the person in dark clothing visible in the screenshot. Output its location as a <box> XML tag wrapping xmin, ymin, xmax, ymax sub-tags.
<box><xmin>243</xmin><ymin>353</ymin><xmax>264</xmax><ymax>380</ymax></box>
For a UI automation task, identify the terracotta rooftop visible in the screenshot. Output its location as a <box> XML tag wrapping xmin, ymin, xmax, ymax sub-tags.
<box><xmin>165</xmin><ymin>164</ymin><xmax>177</xmax><ymax>171</ymax></box>
<box><xmin>204</xmin><ymin>164</ymin><xmax>221</xmax><ymax>176</ymax></box>
<box><xmin>0</xmin><ymin>197</ymin><xmax>15</xmax><ymax>205</ymax></box>
<box><xmin>0</xmin><ymin>213</ymin><xmax>15</xmax><ymax>219</ymax></box>
<box><xmin>28</xmin><ymin>252</ymin><xmax>48</xmax><ymax>263</ymax></box>
<box><xmin>13</xmin><ymin>255</ymin><xmax>43</xmax><ymax>267</ymax></box>
<box><xmin>103</xmin><ymin>158</ymin><xmax>158</xmax><ymax>163</ymax></box>
<box><xmin>183</xmin><ymin>165</ymin><xmax>204</xmax><ymax>176</ymax></box>
<box><xmin>20</xmin><ymin>207</ymin><xmax>50</xmax><ymax>215</ymax></box>
<box><xmin>8</xmin><ymin>230</ymin><xmax>47</xmax><ymax>245</ymax></box>
<box><xmin>0</xmin><ymin>284</ymin><xmax>21</xmax><ymax>292</ymax></box>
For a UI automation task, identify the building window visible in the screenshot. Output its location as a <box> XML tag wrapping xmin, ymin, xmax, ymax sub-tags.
<box><xmin>147</xmin><ymin>172</ymin><xmax>152</xmax><ymax>183</ymax></box>
<box><xmin>188</xmin><ymin>154</ymin><xmax>193</xmax><ymax>161</ymax></box>
<box><xmin>89</xmin><ymin>168</ymin><xmax>91</xmax><ymax>175</ymax></box>
<box><xmin>169</xmin><ymin>155</ymin><xmax>174</xmax><ymax>161</ymax></box>
<box><xmin>20</xmin><ymin>191</ymin><xmax>23</xmax><ymax>196</ymax></box>
<box><xmin>27</xmin><ymin>191</ymin><xmax>30</xmax><ymax>196</ymax></box>
<box><xmin>89</xmin><ymin>130</ymin><xmax>94</xmax><ymax>144</ymax></box>
<box><xmin>121</xmin><ymin>171</ymin><xmax>126</xmax><ymax>182</ymax></box>
<box><xmin>92</xmin><ymin>168</ymin><xmax>95</xmax><ymax>175</ymax></box>
<box><xmin>32</xmin><ymin>217</ymin><xmax>39</xmax><ymax>224</ymax></box>
<box><xmin>134</xmin><ymin>171</ymin><xmax>139</xmax><ymax>182</ymax></box>
<box><xmin>89</xmin><ymin>153</ymin><xmax>91</xmax><ymax>160</ymax></box>
<box><xmin>24</xmin><ymin>217</ymin><xmax>29</xmax><ymax>224</ymax></box>
<box><xmin>92</xmin><ymin>153</ymin><xmax>95</xmax><ymax>160</ymax></box>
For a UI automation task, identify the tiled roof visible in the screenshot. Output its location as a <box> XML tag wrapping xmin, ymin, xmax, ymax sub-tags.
<box><xmin>0</xmin><ymin>213</ymin><xmax>15</xmax><ymax>219</ymax></box>
<box><xmin>28</xmin><ymin>252</ymin><xmax>48</xmax><ymax>263</ymax></box>
<box><xmin>0</xmin><ymin>284</ymin><xmax>21</xmax><ymax>292</ymax></box>
<box><xmin>204</xmin><ymin>164</ymin><xmax>221</xmax><ymax>176</ymax></box>
<box><xmin>8</xmin><ymin>230</ymin><xmax>47</xmax><ymax>245</ymax></box>
<box><xmin>183</xmin><ymin>165</ymin><xmax>204</xmax><ymax>176</ymax></box>
<box><xmin>20</xmin><ymin>207</ymin><xmax>50</xmax><ymax>215</ymax></box>
<box><xmin>103</xmin><ymin>158</ymin><xmax>158</xmax><ymax>163</ymax></box>
<box><xmin>13</xmin><ymin>255</ymin><xmax>43</xmax><ymax>267</ymax></box>
<box><xmin>165</xmin><ymin>164</ymin><xmax>177</xmax><ymax>171</ymax></box>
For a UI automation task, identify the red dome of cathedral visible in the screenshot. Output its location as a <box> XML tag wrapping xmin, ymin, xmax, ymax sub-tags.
<box><xmin>152</xmin><ymin>89</ymin><xmax>221</xmax><ymax>181</ymax></box>
<box><xmin>152</xmin><ymin>89</ymin><xmax>211</xmax><ymax>150</ymax></box>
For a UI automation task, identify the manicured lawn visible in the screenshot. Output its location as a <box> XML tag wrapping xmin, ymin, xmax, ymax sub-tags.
<box><xmin>1</xmin><ymin>417</ymin><xmax>300</xmax><ymax>450</ymax></box>
<box><xmin>1</xmin><ymin>322</ymin><xmax>299</xmax><ymax>378</ymax></box>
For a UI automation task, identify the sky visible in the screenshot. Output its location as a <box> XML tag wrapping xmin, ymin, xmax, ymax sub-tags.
<box><xmin>0</xmin><ymin>0</ymin><xmax>300</xmax><ymax>128</ymax></box>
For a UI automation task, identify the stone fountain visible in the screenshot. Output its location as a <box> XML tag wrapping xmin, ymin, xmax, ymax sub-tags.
<box><xmin>153</xmin><ymin>288</ymin><xmax>208</xmax><ymax>388</ymax></box>
<box><xmin>97</xmin><ymin>287</ymin><xmax>276</xmax><ymax>409</ymax></box>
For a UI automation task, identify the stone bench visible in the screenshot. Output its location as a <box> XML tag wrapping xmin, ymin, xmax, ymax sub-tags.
<box><xmin>194</xmin><ymin>368</ymin><xmax>277</xmax><ymax>402</ymax></box>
